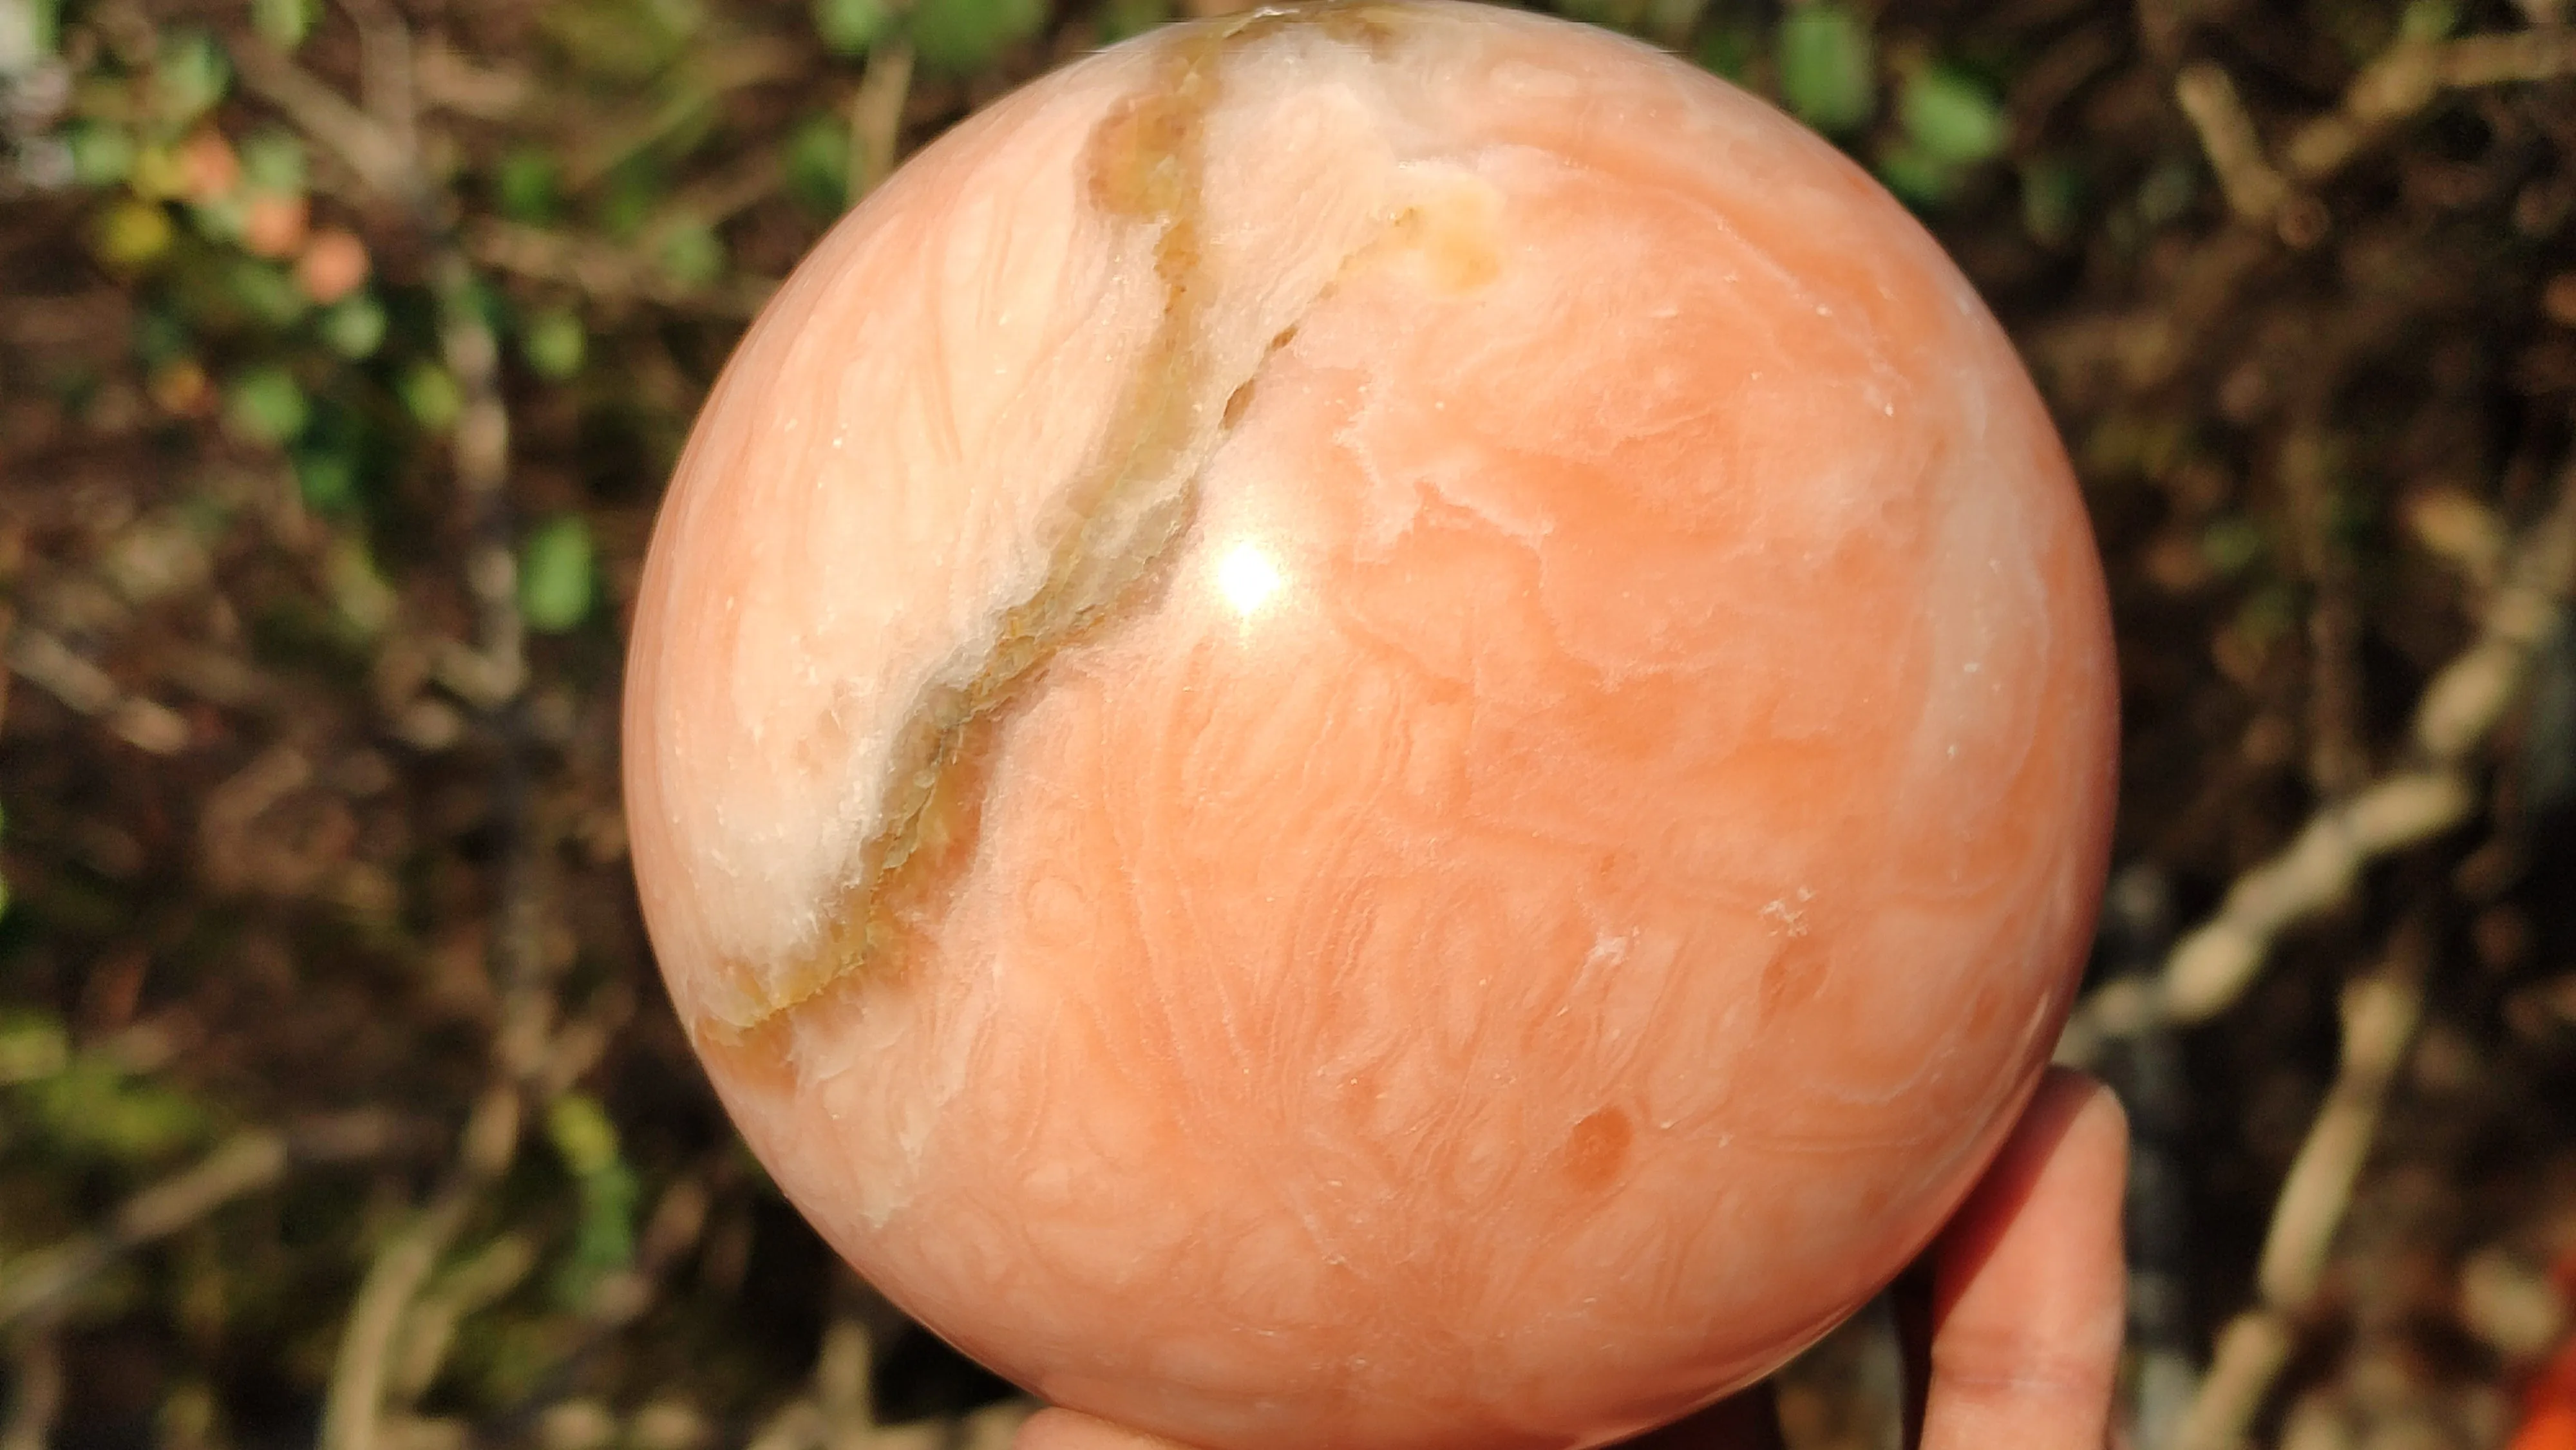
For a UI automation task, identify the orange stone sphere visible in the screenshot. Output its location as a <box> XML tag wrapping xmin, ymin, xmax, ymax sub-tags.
<box><xmin>622</xmin><ymin>6</ymin><xmax>2118</xmax><ymax>1447</ymax></box>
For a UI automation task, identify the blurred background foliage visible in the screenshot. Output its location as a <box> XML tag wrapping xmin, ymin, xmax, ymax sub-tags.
<box><xmin>3</xmin><ymin>0</ymin><xmax>2576</xmax><ymax>1445</ymax></box>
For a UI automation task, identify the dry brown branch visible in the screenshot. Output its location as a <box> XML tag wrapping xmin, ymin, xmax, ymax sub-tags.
<box><xmin>2286</xmin><ymin>29</ymin><xmax>2576</xmax><ymax>181</ymax></box>
<box><xmin>437</xmin><ymin>247</ymin><xmax>526</xmax><ymax>710</ymax></box>
<box><xmin>0</xmin><ymin>1335</ymin><xmax>60</xmax><ymax>1450</ymax></box>
<box><xmin>2175</xmin><ymin>27</ymin><xmax>2576</xmax><ymax>252</ymax></box>
<box><xmin>850</xmin><ymin>41</ymin><xmax>915</xmax><ymax>201</ymax></box>
<box><xmin>2175</xmin><ymin>62</ymin><xmax>2293</xmax><ymax>226</ymax></box>
<box><xmin>735</xmin><ymin>1315</ymin><xmax>1031</xmax><ymax>1450</ymax></box>
<box><xmin>319</xmin><ymin>1086</ymin><xmax>521</xmax><ymax>1450</ymax></box>
<box><xmin>387</xmin><ymin>1233</ymin><xmax>538</xmax><ymax>1402</ymax></box>
<box><xmin>2170</xmin><ymin>923</ymin><xmax>2432</xmax><ymax>1450</ymax></box>
<box><xmin>748</xmin><ymin>1398</ymin><xmax>828</xmax><ymax>1450</ymax></box>
<box><xmin>816</xmin><ymin>1317</ymin><xmax>877</xmax><ymax>1450</ymax></box>
<box><xmin>2405</xmin><ymin>487</ymin><xmax>2510</xmax><ymax>590</ymax></box>
<box><xmin>5</xmin><ymin>623</ymin><xmax>191</xmax><ymax>755</ymax></box>
<box><xmin>334</xmin><ymin>0</ymin><xmax>420</xmax><ymax>158</ymax></box>
<box><xmin>2053</xmin><ymin>464</ymin><xmax>2576</xmax><ymax>1064</ymax></box>
<box><xmin>2280</xmin><ymin>426</ymin><xmax>2369</xmax><ymax>797</ymax></box>
<box><xmin>231</xmin><ymin>27</ymin><xmax>579</xmax><ymax>1444</ymax></box>
<box><xmin>413</xmin><ymin>39</ymin><xmax>531</xmax><ymax>119</ymax></box>
<box><xmin>561</xmin><ymin>37</ymin><xmax>804</xmax><ymax>190</ymax></box>
<box><xmin>2155</xmin><ymin>466</ymin><xmax>2576</xmax><ymax>1024</ymax></box>
<box><xmin>0</xmin><ymin>1111</ymin><xmax>410</xmax><ymax>1332</ymax></box>
<box><xmin>229</xmin><ymin>36</ymin><xmax>426</xmax><ymax>213</ymax></box>
<box><xmin>462</xmin><ymin>219</ymin><xmax>775</xmax><ymax>316</ymax></box>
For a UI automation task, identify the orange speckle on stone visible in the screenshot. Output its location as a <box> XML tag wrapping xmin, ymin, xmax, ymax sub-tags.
<box><xmin>1562</xmin><ymin>1107</ymin><xmax>1635</xmax><ymax>1192</ymax></box>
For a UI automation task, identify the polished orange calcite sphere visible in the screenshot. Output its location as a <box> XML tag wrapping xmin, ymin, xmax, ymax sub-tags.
<box><xmin>623</xmin><ymin>5</ymin><xmax>2117</xmax><ymax>1447</ymax></box>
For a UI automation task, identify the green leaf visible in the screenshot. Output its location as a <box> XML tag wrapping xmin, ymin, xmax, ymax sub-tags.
<box><xmin>813</xmin><ymin>0</ymin><xmax>893</xmax><ymax>55</ymax></box>
<box><xmin>64</xmin><ymin>122</ymin><xmax>137</xmax><ymax>187</ymax></box>
<box><xmin>2398</xmin><ymin>0</ymin><xmax>2458</xmax><ymax>43</ymax></box>
<box><xmin>905</xmin><ymin>0</ymin><xmax>1048</xmax><ymax>73</ymax></box>
<box><xmin>0</xmin><ymin>1013</ymin><xmax>68</xmax><ymax>1086</ymax></box>
<box><xmin>2020</xmin><ymin>158</ymin><xmax>2083</xmax><ymax>247</ymax></box>
<box><xmin>1775</xmin><ymin>2</ymin><xmax>1875</xmax><ymax>135</ymax></box>
<box><xmin>547</xmin><ymin>1093</ymin><xmax>621</xmax><ymax>1178</ymax></box>
<box><xmin>655</xmin><ymin>221</ymin><xmax>725</xmax><ymax>288</ymax></box>
<box><xmin>224</xmin><ymin>366</ymin><xmax>310</xmax><ymax>447</ymax></box>
<box><xmin>519</xmin><ymin>514</ymin><xmax>596</xmax><ymax>632</ymax></box>
<box><xmin>252</xmin><ymin>0</ymin><xmax>317</xmax><ymax>50</ymax></box>
<box><xmin>17</xmin><ymin>0</ymin><xmax>62</xmax><ymax>55</ymax></box>
<box><xmin>783</xmin><ymin>113</ymin><xmax>852</xmax><ymax>216</ymax></box>
<box><xmin>294</xmin><ymin>447</ymin><xmax>361</xmax><ymax>512</ymax></box>
<box><xmin>520</xmin><ymin>308</ymin><xmax>587</xmax><ymax>381</ymax></box>
<box><xmin>597</xmin><ymin>160</ymin><xmax>662</xmax><ymax>241</ymax></box>
<box><xmin>539</xmin><ymin>0</ymin><xmax>704</xmax><ymax>80</ymax></box>
<box><xmin>493</xmin><ymin>150</ymin><xmax>563</xmax><ymax>223</ymax></box>
<box><xmin>1552</xmin><ymin>0</ymin><xmax>1647</xmax><ymax>31</ymax></box>
<box><xmin>222</xmin><ymin>256</ymin><xmax>309</xmax><ymax>326</ymax></box>
<box><xmin>1095</xmin><ymin>0</ymin><xmax>1169</xmax><ymax>42</ymax></box>
<box><xmin>2201</xmin><ymin>516</ymin><xmax>2266</xmax><ymax>577</ymax></box>
<box><xmin>1693</xmin><ymin>20</ymin><xmax>1759</xmax><ymax>80</ymax></box>
<box><xmin>238</xmin><ymin>131</ymin><xmax>307</xmax><ymax>194</ymax></box>
<box><xmin>134</xmin><ymin>310</ymin><xmax>190</xmax><ymax>366</ymax></box>
<box><xmin>400</xmin><ymin>362</ymin><xmax>464</xmax><ymax>433</ymax></box>
<box><xmin>189</xmin><ymin>193</ymin><xmax>248</xmax><ymax>243</ymax></box>
<box><xmin>317</xmin><ymin>293</ymin><xmax>387</xmax><ymax>359</ymax></box>
<box><xmin>544</xmin><ymin>1095</ymin><xmax>638</xmax><ymax>1307</ymax></box>
<box><xmin>30</xmin><ymin>1058</ymin><xmax>212</xmax><ymax>1162</ymax></box>
<box><xmin>1900</xmin><ymin>65</ymin><xmax>2007</xmax><ymax>167</ymax></box>
<box><xmin>1874</xmin><ymin>138</ymin><xmax>1953</xmax><ymax>205</ymax></box>
<box><xmin>93</xmin><ymin>200</ymin><xmax>175</xmax><ymax>269</ymax></box>
<box><xmin>155</xmin><ymin>32</ymin><xmax>232</xmax><ymax>126</ymax></box>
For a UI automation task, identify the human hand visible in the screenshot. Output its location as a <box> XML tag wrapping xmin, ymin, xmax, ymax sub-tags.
<box><xmin>1014</xmin><ymin>1068</ymin><xmax>2128</xmax><ymax>1450</ymax></box>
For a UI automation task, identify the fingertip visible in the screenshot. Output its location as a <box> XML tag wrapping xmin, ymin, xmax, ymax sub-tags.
<box><xmin>1015</xmin><ymin>1409</ymin><xmax>1201</xmax><ymax>1450</ymax></box>
<box><xmin>2032</xmin><ymin>1066</ymin><xmax>2130</xmax><ymax>1168</ymax></box>
<box><xmin>1917</xmin><ymin>1066</ymin><xmax>2130</xmax><ymax>1450</ymax></box>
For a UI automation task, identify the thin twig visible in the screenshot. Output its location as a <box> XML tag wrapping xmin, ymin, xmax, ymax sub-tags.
<box><xmin>816</xmin><ymin>1317</ymin><xmax>877</xmax><ymax>1450</ymax></box>
<box><xmin>2169</xmin><ymin>921</ymin><xmax>2432</xmax><ymax>1450</ymax></box>
<box><xmin>0</xmin><ymin>1335</ymin><xmax>61</xmax><ymax>1450</ymax></box>
<box><xmin>231</xmin><ymin>23</ymin><xmax>573</xmax><ymax>1447</ymax></box>
<box><xmin>435</xmin><ymin>245</ymin><xmax>527</xmax><ymax>712</ymax></box>
<box><xmin>849</xmin><ymin>41</ymin><xmax>914</xmax><ymax>202</ymax></box>
<box><xmin>462</xmin><ymin>219</ymin><xmax>774</xmax><ymax>316</ymax></box>
<box><xmin>2177</xmin><ymin>27</ymin><xmax>2576</xmax><ymax>249</ymax></box>
<box><xmin>2060</xmin><ymin>462</ymin><xmax>2576</xmax><ymax>1060</ymax></box>
<box><xmin>0</xmin><ymin>1111</ymin><xmax>410</xmax><ymax>1332</ymax></box>
<box><xmin>229</xmin><ymin>36</ymin><xmax>428</xmax><ymax>216</ymax></box>
<box><xmin>334</xmin><ymin>0</ymin><xmax>419</xmax><ymax>159</ymax></box>
<box><xmin>2164</xmin><ymin>466</ymin><xmax>2575</xmax><ymax>1022</ymax></box>
<box><xmin>2175</xmin><ymin>62</ymin><xmax>2292</xmax><ymax>227</ymax></box>
<box><xmin>2280</xmin><ymin>422</ymin><xmax>2369</xmax><ymax>798</ymax></box>
<box><xmin>5</xmin><ymin>623</ymin><xmax>191</xmax><ymax>755</ymax></box>
<box><xmin>319</xmin><ymin>1088</ymin><xmax>521</xmax><ymax>1450</ymax></box>
<box><xmin>2286</xmin><ymin>29</ymin><xmax>2576</xmax><ymax>181</ymax></box>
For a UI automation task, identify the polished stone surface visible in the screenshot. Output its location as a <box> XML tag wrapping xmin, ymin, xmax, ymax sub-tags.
<box><xmin>623</xmin><ymin>6</ymin><xmax>2118</xmax><ymax>1446</ymax></box>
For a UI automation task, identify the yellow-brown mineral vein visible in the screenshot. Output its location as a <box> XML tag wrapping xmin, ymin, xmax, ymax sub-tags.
<box><xmin>699</xmin><ymin>7</ymin><xmax>1403</xmax><ymax>1049</ymax></box>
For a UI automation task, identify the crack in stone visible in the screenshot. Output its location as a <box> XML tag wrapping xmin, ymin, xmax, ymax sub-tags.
<box><xmin>697</xmin><ymin>4</ymin><xmax>1410</xmax><ymax>1051</ymax></box>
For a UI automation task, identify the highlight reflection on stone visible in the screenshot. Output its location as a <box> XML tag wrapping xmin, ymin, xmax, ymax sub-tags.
<box><xmin>623</xmin><ymin>5</ymin><xmax>2119</xmax><ymax>1447</ymax></box>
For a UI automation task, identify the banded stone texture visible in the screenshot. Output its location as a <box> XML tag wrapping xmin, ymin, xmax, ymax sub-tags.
<box><xmin>623</xmin><ymin>6</ymin><xmax>2119</xmax><ymax>1447</ymax></box>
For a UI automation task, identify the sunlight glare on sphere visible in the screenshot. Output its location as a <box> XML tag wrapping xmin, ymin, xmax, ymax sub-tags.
<box><xmin>1215</xmin><ymin>543</ymin><xmax>1286</xmax><ymax>617</ymax></box>
<box><xmin>621</xmin><ymin>5</ymin><xmax>2120</xmax><ymax>1447</ymax></box>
